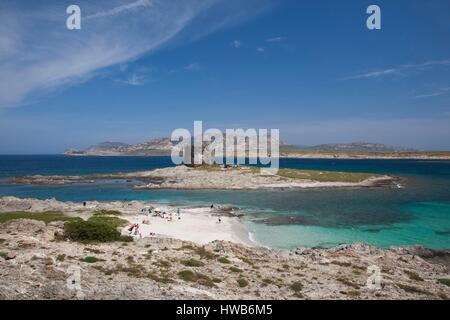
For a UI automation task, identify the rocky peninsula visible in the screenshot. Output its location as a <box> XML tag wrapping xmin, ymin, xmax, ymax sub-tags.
<box><xmin>10</xmin><ymin>165</ymin><xmax>397</xmax><ymax>190</ymax></box>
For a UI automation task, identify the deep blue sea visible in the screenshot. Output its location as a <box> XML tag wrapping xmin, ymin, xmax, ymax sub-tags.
<box><xmin>0</xmin><ymin>155</ymin><xmax>449</xmax><ymax>249</ymax></box>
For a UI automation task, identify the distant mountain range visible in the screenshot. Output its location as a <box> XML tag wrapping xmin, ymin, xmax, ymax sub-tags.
<box><xmin>64</xmin><ymin>138</ymin><xmax>174</xmax><ymax>156</ymax></box>
<box><xmin>64</xmin><ymin>139</ymin><xmax>416</xmax><ymax>156</ymax></box>
<box><xmin>300</xmin><ymin>143</ymin><xmax>417</xmax><ymax>153</ymax></box>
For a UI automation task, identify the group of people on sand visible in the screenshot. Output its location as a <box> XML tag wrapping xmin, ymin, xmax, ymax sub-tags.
<box><xmin>127</xmin><ymin>223</ymin><xmax>141</xmax><ymax>237</ymax></box>
<box><xmin>128</xmin><ymin>207</ymin><xmax>183</xmax><ymax>239</ymax></box>
<box><xmin>140</xmin><ymin>206</ymin><xmax>181</xmax><ymax>221</ymax></box>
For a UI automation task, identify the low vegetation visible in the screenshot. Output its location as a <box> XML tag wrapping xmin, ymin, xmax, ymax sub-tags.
<box><xmin>177</xmin><ymin>270</ymin><xmax>216</xmax><ymax>288</ymax></box>
<box><xmin>56</xmin><ymin>254</ymin><xmax>66</xmax><ymax>262</ymax></box>
<box><xmin>181</xmin><ymin>258</ymin><xmax>205</xmax><ymax>267</ymax></box>
<box><xmin>330</xmin><ymin>260</ymin><xmax>352</xmax><ymax>267</ymax></box>
<box><xmin>80</xmin><ymin>256</ymin><xmax>103</xmax><ymax>263</ymax></box>
<box><xmin>178</xmin><ymin>245</ymin><xmax>219</xmax><ymax>260</ymax></box>
<box><xmin>229</xmin><ymin>266</ymin><xmax>243</xmax><ymax>273</ymax></box>
<box><xmin>217</xmin><ymin>257</ymin><xmax>231</xmax><ymax>264</ymax></box>
<box><xmin>0</xmin><ymin>211</ymin><xmax>76</xmax><ymax>224</ymax></box>
<box><xmin>195</xmin><ymin>164</ymin><xmax>379</xmax><ymax>183</ymax></box>
<box><xmin>275</xmin><ymin>169</ymin><xmax>377</xmax><ymax>183</ymax></box>
<box><xmin>397</xmin><ymin>283</ymin><xmax>431</xmax><ymax>295</ymax></box>
<box><xmin>93</xmin><ymin>210</ymin><xmax>123</xmax><ymax>216</ymax></box>
<box><xmin>337</xmin><ymin>277</ymin><xmax>360</xmax><ymax>289</ymax></box>
<box><xmin>0</xmin><ymin>210</ymin><xmax>133</xmax><ymax>244</ymax></box>
<box><xmin>404</xmin><ymin>270</ymin><xmax>424</xmax><ymax>281</ymax></box>
<box><xmin>437</xmin><ymin>278</ymin><xmax>450</xmax><ymax>287</ymax></box>
<box><xmin>237</xmin><ymin>278</ymin><xmax>249</xmax><ymax>288</ymax></box>
<box><xmin>289</xmin><ymin>281</ymin><xmax>303</xmax><ymax>292</ymax></box>
<box><xmin>64</xmin><ymin>215</ymin><xmax>132</xmax><ymax>243</ymax></box>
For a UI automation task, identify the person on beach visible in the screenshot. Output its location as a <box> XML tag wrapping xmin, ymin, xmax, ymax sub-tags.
<box><xmin>133</xmin><ymin>224</ymin><xmax>140</xmax><ymax>236</ymax></box>
<box><xmin>218</xmin><ymin>216</ymin><xmax>222</xmax><ymax>223</ymax></box>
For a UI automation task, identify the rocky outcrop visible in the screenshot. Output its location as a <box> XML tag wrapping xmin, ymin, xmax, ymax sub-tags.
<box><xmin>9</xmin><ymin>166</ymin><xmax>397</xmax><ymax>190</ymax></box>
<box><xmin>0</xmin><ymin>218</ymin><xmax>449</xmax><ymax>300</ymax></box>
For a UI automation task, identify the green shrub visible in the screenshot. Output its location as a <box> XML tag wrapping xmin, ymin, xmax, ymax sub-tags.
<box><xmin>218</xmin><ymin>257</ymin><xmax>230</xmax><ymax>264</ymax></box>
<box><xmin>177</xmin><ymin>270</ymin><xmax>215</xmax><ymax>287</ymax></box>
<box><xmin>56</xmin><ymin>254</ymin><xmax>66</xmax><ymax>261</ymax></box>
<box><xmin>289</xmin><ymin>281</ymin><xmax>303</xmax><ymax>292</ymax></box>
<box><xmin>87</xmin><ymin>216</ymin><xmax>128</xmax><ymax>228</ymax></box>
<box><xmin>437</xmin><ymin>278</ymin><xmax>450</xmax><ymax>287</ymax></box>
<box><xmin>181</xmin><ymin>259</ymin><xmax>205</xmax><ymax>267</ymax></box>
<box><xmin>404</xmin><ymin>270</ymin><xmax>424</xmax><ymax>281</ymax></box>
<box><xmin>229</xmin><ymin>266</ymin><xmax>243</xmax><ymax>273</ymax></box>
<box><xmin>64</xmin><ymin>216</ymin><xmax>132</xmax><ymax>243</ymax></box>
<box><xmin>178</xmin><ymin>270</ymin><xmax>196</xmax><ymax>282</ymax></box>
<box><xmin>237</xmin><ymin>278</ymin><xmax>249</xmax><ymax>288</ymax></box>
<box><xmin>80</xmin><ymin>256</ymin><xmax>103</xmax><ymax>263</ymax></box>
<box><xmin>196</xmin><ymin>247</ymin><xmax>219</xmax><ymax>260</ymax></box>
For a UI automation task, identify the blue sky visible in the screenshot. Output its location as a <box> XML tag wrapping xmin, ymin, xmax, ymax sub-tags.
<box><xmin>0</xmin><ymin>0</ymin><xmax>449</xmax><ymax>153</ymax></box>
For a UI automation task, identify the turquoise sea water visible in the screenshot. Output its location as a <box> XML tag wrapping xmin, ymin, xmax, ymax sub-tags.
<box><xmin>0</xmin><ymin>155</ymin><xmax>449</xmax><ymax>249</ymax></box>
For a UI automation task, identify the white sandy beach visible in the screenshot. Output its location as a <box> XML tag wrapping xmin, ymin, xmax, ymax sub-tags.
<box><xmin>123</xmin><ymin>206</ymin><xmax>254</xmax><ymax>246</ymax></box>
<box><xmin>0</xmin><ymin>196</ymin><xmax>254</xmax><ymax>246</ymax></box>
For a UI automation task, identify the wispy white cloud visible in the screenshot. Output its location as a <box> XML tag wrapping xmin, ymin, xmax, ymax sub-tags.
<box><xmin>231</xmin><ymin>40</ymin><xmax>242</xmax><ymax>48</ymax></box>
<box><xmin>121</xmin><ymin>73</ymin><xmax>147</xmax><ymax>86</ymax></box>
<box><xmin>414</xmin><ymin>87</ymin><xmax>450</xmax><ymax>99</ymax></box>
<box><xmin>184</xmin><ymin>63</ymin><xmax>200</xmax><ymax>71</ymax></box>
<box><xmin>85</xmin><ymin>0</ymin><xmax>153</xmax><ymax>20</ymax></box>
<box><xmin>344</xmin><ymin>69</ymin><xmax>397</xmax><ymax>80</ymax></box>
<box><xmin>0</xmin><ymin>0</ymin><xmax>274</xmax><ymax>109</ymax></box>
<box><xmin>265</xmin><ymin>36</ymin><xmax>285</xmax><ymax>42</ymax></box>
<box><xmin>344</xmin><ymin>59</ymin><xmax>450</xmax><ymax>80</ymax></box>
<box><xmin>168</xmin><ymin>62</ymin><xmax>200</xmax><ymax>74</ymax></box>
<box><xmin>256</xmin><ymin>46</ymin><xmax>266</xmax><ymax>53</ymax></box>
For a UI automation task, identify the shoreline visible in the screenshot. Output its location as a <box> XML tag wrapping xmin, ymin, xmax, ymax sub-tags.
<box><xmin>60</xmin><ymin>152</ymin><xmax>450</xmax><ymax>160</ymax></box>
<box><xmin>0</xmin><ymin>196</ymin><xmax>255</xmax><ymax>247</ymax></box>
<box><xmin>9</xmin><ymin>165</ymin><xmax>398</xmax><ymax>189</ymax></box>
<box><xmin>1</xmin><ymin>196</ymin><xmax>449</xmax><ymax>300</ymax></box>
<box><xmin>281</xmin><ymin>154</ymin><xmax>450</xmax><ymax>160</ymax></box>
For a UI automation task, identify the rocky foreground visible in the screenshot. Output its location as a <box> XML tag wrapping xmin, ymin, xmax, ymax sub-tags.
<box><xmin>0</xmin><ymin>198</ymin><xmax>449</xmax><ymax>300</ymax></box>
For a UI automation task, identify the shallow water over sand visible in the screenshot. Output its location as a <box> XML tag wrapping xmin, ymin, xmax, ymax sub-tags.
<box><xmin>0</xmin><ymin>156</ymin><xmax>449</xmax><ymax>249</ymax></box>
